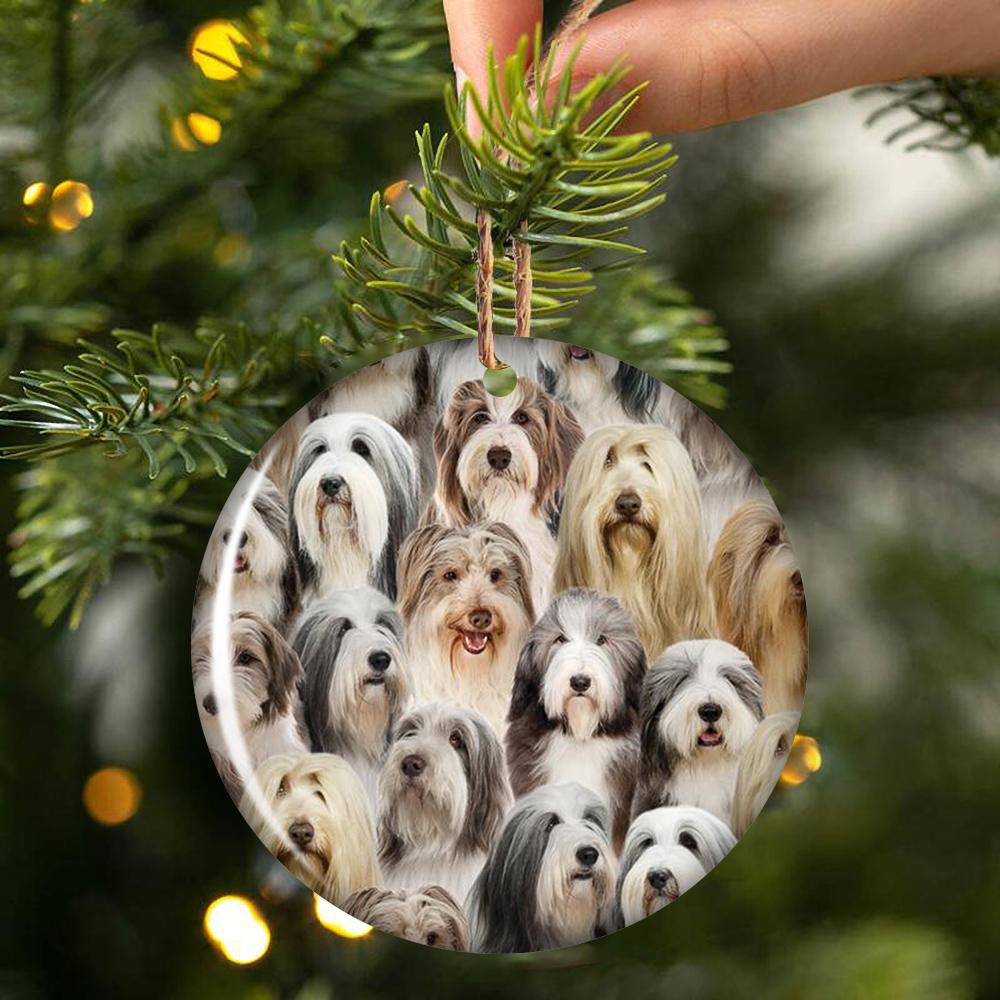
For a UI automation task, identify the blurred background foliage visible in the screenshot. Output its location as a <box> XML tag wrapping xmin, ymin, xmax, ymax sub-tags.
<box><xmin>1</xmin><ymin>0</ymin><xmax>999</xmax><ymax>997</ymax></box>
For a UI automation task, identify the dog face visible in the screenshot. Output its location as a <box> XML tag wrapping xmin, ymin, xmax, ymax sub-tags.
<box><xmin>510</xmin><ymin>588</ymin><xmax>646</xmax><ymax>739</ymax></box>
<box><xmin>288</xmin><ymin>413</ymin><xmax>417</xmax><ymax>599</ymax></box>
<box><xmin>468</xmin><ymin>782</ymin><xmax>614</xmax><ymax>952</ymax></box>
<box><xmin>378</xmin><ymin>702</ymin><xmax>509</xmax><ymax>858</ymax></box>
<box><xmin>344</xmin><ymin>885</ymin><xmax>469</xmax><ymax>950</ymax></box>
<box><xmin>293</xmin><ymin>587</ymin><xmax>408</xmax><ymax>758</ymax></box>
<box><xmin>192</xmin><ymin>612</ymin><xmax>303</xmax><ymax>740</ymax></box>
<box><xmin>398</xmin><ymin>522</ymin><xmax>534</xmax><ymax>664</ymax></box>
<box><xmin>616</xmin><ymin>806</ymin><xmax>736</xmax><ymax>925</ymax></box>
<box><xmin>432</xmin><ymin>378</ymin><xmax>583</xmax><ymax>522</ymax></box>
<box><xmin>243</xmin><ymin>753</ymin><xmax>378</xmax><ymax>904</ymax></box>
<box><xmin>642</xmin><ymin>640</ymin><xmax>763</xmax><ymax>763</ymax></box>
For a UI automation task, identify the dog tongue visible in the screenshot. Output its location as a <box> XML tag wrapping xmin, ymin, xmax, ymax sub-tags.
<box><xmin>569</xmin><ymin>345</ymin><xmax>592</xmax><ymax>359</ymax></box>
<box><xmin>461</xmin><ymin>631</ymin><xmax>489</xmax><ymax>654</ymax></box>
<box><xmin>700</xmin><ymin>730</ymin><xmax>722</xmax><ymax>745</ymax></box>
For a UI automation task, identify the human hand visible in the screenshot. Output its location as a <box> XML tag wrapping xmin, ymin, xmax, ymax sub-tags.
<box><xmin>444</xmin><ymin>0</ymin><xmax>1000</xmax><ymax>134</ymax></box>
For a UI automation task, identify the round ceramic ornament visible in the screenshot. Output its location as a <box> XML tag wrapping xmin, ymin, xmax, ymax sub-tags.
<box><xmin>191</xmin><ymin>335</ymin><xmax>808</xmax><ymax>953</ymax></box>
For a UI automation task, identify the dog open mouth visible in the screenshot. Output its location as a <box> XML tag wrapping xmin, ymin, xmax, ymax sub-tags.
<box><xmin>568</xmin><ymin>345</ymin><xmax>594</xmax><ymax>361</ymax></box>
<box><xmin>697</xmin><ymin>727</ymin><xmax>724</xmax><ymax>748</ymax></box>
<box><xmin>233</xmin><ymin>554</ymin><xmax>248</xmax><ymax>573</ymax></box>
<box><xmin>364</xmin><ymin>675</ymin><xmax>386</xmax><ymax>686</ymax></box>
<box><xmin>456</xmin><ymin>629</ymin><xmax>490</xmax><ymax>655</ymax></box>
<box><xmin>571</xmin><ymin>870</ymin><xmax>594</xmax><ymax>881</ymax></box>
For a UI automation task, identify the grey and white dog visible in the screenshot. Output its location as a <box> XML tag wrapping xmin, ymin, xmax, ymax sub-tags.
<box><xmin>614</xmin><ymin>806</ymin><xmax>736</xmax><ymax>927</ymax></box>
<box><xmin>633</xmin><ymin>639</ymin><xmax>764</xmax><ymax>828</ymax></box>
<box><xmin>466</xmin><ymin>781</ymin><xmax>616</xmax><ymax>953</ymax></box>
<box><xmin>377</xmin><ymin>701</ymin><xmax>510</xmax><ymax>903</ymax></box>
<box><xmin>292</xmin><ymin>587</ymin><xmax>410</xmax><ymax>808</ymax></box>
<box><xmin>287</xmin><ymin>412</ymin><xmax>419</xmax><ymax>602</ymax></box>
<box><xmin>505</xmin><ymin>589</ymin><xmax>646</xmax><ymax>851</ymax></box>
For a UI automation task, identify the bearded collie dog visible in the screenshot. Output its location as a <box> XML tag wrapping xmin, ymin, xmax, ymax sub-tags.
<box><xmin>377</xmin><ymin>701</ymin><xmax>511</xmax><ymax>903</ymax></box>
<box><xmin>466</xmin><ymin>782</ymin><xmax>615</xmax><ymax>953</ymax></box>
<box><xmin>241</xmin><ymin>752</ymin><xmax>379</xmax><ymax>906</ymax></box>
<box><xmin>708</xmin><ymin>499</ymin><xmax>808</xmax><ymax>714</ymax></box>
<box><xmin>343</xmin><ymin>885</ymin><xmax>469</xmax><ymax>950</ymax></box>
<box><xmin>426</xmin><ymin>376</ymin><xmax>583</xmax><ymax>609</ymax></box>
<box><xmin>192</xmin><ymin>612</ymin><xmax>307</xmax><ymax>798</ymax></box>
<box><xmin>730</xmin><ymin>710</ymin><xmax>799</xmax><ymax>838</ymax></box>
<box><xmin>505</xmin><ymin>589</ymin><xmax>646</xmax><ymax>851</ymax></box>
<box><xmin>633</xmin><ymin>639</ymin><xmax>764</xmax><ymax>827</ymax></box>
<box><xmin>292</xmin><ymin>587</ymin><xmax>409</xmax><ymax>808</ymax></box>
<box><xmin>194</xmin><ymin>470</ymin><xmax>297</xmax><ymax>631</ymax></box>
<box><xmin>614</xmin><ymin>806</ymin><xmax>736</xmax><ymax>926</ymax></box>
<box><xmin>397</xmin><ymin>522</ymin><xmax>535</xmax><ymax>734</ymax></box>
<box><xmin>553</xmin><ymin>424</ymin><xmax>716</xmax><ymax>658</ymax></box>
<box><xmin>288</xmin><ymin>412</ymin><xmax>418</xmax><ymax>602</ymax></box>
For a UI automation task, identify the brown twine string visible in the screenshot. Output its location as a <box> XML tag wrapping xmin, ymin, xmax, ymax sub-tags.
<box><xmin>476</xmin><ymin>0</ymin><xmax>605</xmax><ymax>370</ymax></box>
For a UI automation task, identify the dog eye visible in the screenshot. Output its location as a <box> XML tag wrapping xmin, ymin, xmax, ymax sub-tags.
<box><xmin>351</xmin><ymin>438</ymin><xmax>371</xmax><ymax>458</ymax></box>
<box><xmin>512</xmin><ymin>410</ymin><xmax>529</xmax><ymax>425</ymax></box>
<box><xmin>338</xmin><ymin>620</ymin><xmax>353</xmax><ymax>637</ymax></box>
<box><xmin>235</xmin><ymin>650</ymin><xmax>253</xmax><ymax>665</ymax></box>
<box><xmin>603</xmin><ymin>451</ymin><xmax>615</xmax><ymax>469</ymax></box>
<box><xmin>443</xmin><ymin>569</ymin><xmax>458</xmax><ymax>582</ymax></box>
<box><xmin>595</xmin><ymin>634</ymin><xmax>607</xmax><ymax>646</ymax></box>
<box><xmin>276</xmin><ymin>777</ymin><xmax>288</xmax><ymax>797</ymax></box>
<box><xmin>426</xmin><ymin>932</ymin><xmax>438</xmax><ymax>946</ymax></box>
<box><xmin>642</xmin><ymin>461</ymin><xmax>653</xmax><ymax>474</ymax></box>
<box><xmin>554</xmin><ymin>634</ymin><xmax>568</xmax><ymax>644</ymax></box>
<box><xmin>448</xmin><ymin>731</ymin><xmax>465</xmax><ymax>750</ymax></box>
<box><xmin>489</xmin><ymin>568</ymin><xmax>502</xmax><ymax>583</ymax></box>
<box><xmin>314</xmin><ymin>790</ymin><xmax>327</xmax><ymax>805</ymax></box>
<box><xmin>639</xmin><ymin>836</ymin><xmax>654</xmax><ymax>851</ymax></box>
<box><xmin>679</xmin><ymin>831</ymin><xmax>698</xmax><ymax>852</ymax></box>
<box><xmin>545</xmin><ymin>814</ymin><xmax>561</xmax><ymax>833</ymax></box>
<box><xmin>472</xmin><ymin>411</ymin><xmax>490</xmax><ymax>424</ymax></box>
<box><xmin>765</xmin><ymin>526</ymin><xmax>781</xmax><ymax>546</ymax></box>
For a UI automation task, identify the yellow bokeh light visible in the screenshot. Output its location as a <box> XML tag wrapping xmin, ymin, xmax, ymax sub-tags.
<box><xmin>204</xmin><ymin>896</ymin><xmax>271</xmax><ymax>964</ymax></box>
<box><xmin>780</xmin><ymin>734</ymin><xmax>823</xmax><ymax>787</ymax></box>
<box><xmin>213</xmin><ymin>233</ymin><xmax>250</xmax><ymax>267</ymax></box>
<box><xmin>170</xmin><ymin>117</ymin><xmax>197</xmax><ymax>152</ymax></box>
<box><xmin>82</xmin><ymin>767</ymin><xmax>142</xmax><ymax>826</ymax></box>
<box><xmin>189</xmin><ymin>20</ymin><xmax>248</xmax><ymax>81</ymax></box>
<box><xmin>383</xmin><ymin>179</ymin><xmax>409</xmax><ymax>202</ymax></box>
<box><xmin>187</xmin><ymin>112</ymin><xmax>222</xmax><ymax>145</ymax></box>
<box><xmin>22</xmin><ymin>181</ymin><xmax>50</xmax><ymax>207</ymax></box>
<box><xmin>314</xmin><ymin>895</ymin><xmax>371</xmax><ymax>939</ymax></box>
<box><xmin>49</xmin><ymin>180</ymin><xmax>94</xmax><ymax>232</ymax></box>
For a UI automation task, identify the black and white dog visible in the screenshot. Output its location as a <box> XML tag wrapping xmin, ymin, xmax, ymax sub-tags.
<box><xmin>505</xmin><ymin>589</ymin><xmax>646</xmax><ymax>850</ymax></box>
<box><xmin>288</xmin><ymin>413</ymin><xmax>418</xmax><ymax>602</ymax></box>
<box><xmin>292</xmin><ymin>587</ymin><xmax>409</xmax><ymax>808</ymax></box>
<box><xmin>194</xmin><ymin>470</ymin><xmax>297</xmax><ymax>631</ymax></box>
<box><xmin>614</xmin><ymin>806</ymin><xmax>736</xmax><ymax>926</ymax></box>
<box><xmin>466</xmin><ymin>782</ymin><xmax>615</xmax><ymax>953</ymax></box>
<box><xmin>377</xmin><ymin>701</ymin><xmax>510</xmax><ymax>903</ymax></box>
<box><xmin>633</xmin><ymin>639</ymin><xmax>764</xmax><ymax>828</ymax></box>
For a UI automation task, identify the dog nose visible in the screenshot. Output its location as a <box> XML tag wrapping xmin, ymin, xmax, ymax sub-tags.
<box><xmin>288</xmin><ymin>821</ymin><xmax>314</xmax><ymax>847</ymax></box>
<box><xmin>647</xmin><ymin>868</ymin><xmax>671</xmax><ymax>890</ymax></box>
<box><xmin>570</xmin><ymin>674</ymin><xmax>591</xmax><ymax>693</ymax></box>
<box><xmin>469</xmin><ymin>608</ymin><xmax>493</xmax><ymax>631</ymax></box>
<box><xmin>368</xmin><ymin>651</ymin><xmax>391</xmax><ymax>672</ymax></box>
<box><xmin>698</xmin><ymin>702</ymin><xmax>722</xmax><ymax>723</ymax></box>
<box><xmin>401</xmin><ymin>754</ymin><xmax>425</xmax><ymax>778</ymax></box>
<box><xmin>320</xmin><ymin>475</ymin><xmax>344</xmax><ymax>498</ymax></box>
<box><xmin>575</xmin><ymin>845</ymin><xmax>599</xmax><ymax>867</ymax></box>
<box><xmin>615</xmin><ymin>492</ymin><xmax>641</xmax><ymax>517</ymax></box>
<box><xmin>202</xmin><ymin>693</ymin><xmax>217</xmax><ymax>716</ymax></box>
<box><xmin>487</xmin><ymin>446</ymin><xmax>511</xmax><ymax>471</ymax></box>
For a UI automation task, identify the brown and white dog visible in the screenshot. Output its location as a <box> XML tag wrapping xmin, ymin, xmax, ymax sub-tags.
<box><xmin>397</xmin><ymin>523</ymin><xmax>535</xmax><ymax>734</ymax></box>
<box><xmin>708</xmin><ymin>500</ymin><xmax>808</xmax><ymax>714</ymax></box>
<box><xmin>342</xmin><ymin>884</ymin><xmax>470</xmax><ymax>950</ymax></box>
<box><xmin>553</xmin><ymin>424</ymin><xmax>716</xmax><ymax>658</ymax></box>
<box><xmin>426</xmin><ymin>377</ymin><xmax>583</xmax><ymax>610</ymax></box>
<box><xmin>192</xmin><ymin>612</ymin><xmax>307</xmax><ymax>799</ymax></box>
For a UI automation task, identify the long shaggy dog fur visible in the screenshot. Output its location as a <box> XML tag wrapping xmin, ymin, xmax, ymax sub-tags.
<box><xmin>292</xmin><ymin>587</ymin><xmax>409</xmax><ymax>807</ymax></box>
<box><xmin>730</xmin><ymin>710</ymin><xmax>799</xmax><ymax>838</ymax></box>
<box><xmin>288</xmin><ymin>412</ymin><xmax>418</xmax><ymax>602</ymax></box>
<box><xmin>505</xmin><ymin>589</ymin><xmax>646</xmax><ymax>851</ymax></box>
<box><xmin>343</xmin><ymin>885</ymin><xmax>469</xmax><ymax>950</ymax></box>
<box><xmin>466</xmin><ymin>782</ymin><xmax>615</xmax><ymax>953</ymax></box>
<box><xmin>708</xmin><ymin>500</ymin><xmax>808</xmax><ymax>714</ymax></box>
<box><xmin>397</xmin><ymin>523</ymin><xmax>535</xmax><ymax>734</ymax></box>
<box><xmin>192</xmin><ymin>612</ymin><xmax>306</xmax><ymax>799</ymax></box>
<box><xmin>633</xmin><ymin>639</ymin><xmax>764</xmax><ymax>827</ymax></box>
<box><xmin>241</xmin><ymin>752</ymin><xmax>379</xmax><ymax>905</ymax></box>
<box><xmin>427</xmin><ymin>377</ymin><xmax>583</xmax><ymax>609</ymax></box>
<box><xmin>614</xmin><ymin>806</ymin><xmax>736</xmax><ymax>927</ymax></box>
<box><xmin>553</xmin><ymin>424</ymin><xmax>716</xmax><ymax>658</ymax></box>
<box><xmin>377</xmin><ymin>702</ymin><xmax>511</xmax><ymax>903</ymax></box>
<box><xmin>194</xmin><ymin>471</ymin><xmax>297</xmax><ymax>631</ymax></box>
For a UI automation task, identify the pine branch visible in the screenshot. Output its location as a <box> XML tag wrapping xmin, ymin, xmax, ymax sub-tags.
<box><xmin>863</xmin><ymin>76</ymin><xmax>1000</xmax><ymax>157</ymax></box>
<box><xmin>335</xmin><ymin>36</ymin><xmax>677</xmax><ymax>347</ymax></box>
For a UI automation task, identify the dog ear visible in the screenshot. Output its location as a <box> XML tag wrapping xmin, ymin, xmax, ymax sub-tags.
<box><xmin>417</xmin><ymin>884</ymin><xmax>462</xmax><ymax>911</ymax></box>
<box><xmin>508</xmin><ymin>637</ymin><xmax>541</xmax><ymax>720</ymax></box>
<box><xmin>342</xmin><ymin>886</ymin><xmax>385</xmax><ymax>923</ymax></box>
<box><xmin>396</xmin><ymin>523</ymin><xmax>452</xmax><ymax>619</ymax></box>
<box><xmin>460</xmin><ymin>717</ymin><xmax>510</xmax><ymax>856</ymax></box>
<box><xmin>612</xmin><ymin>362</ymin><xmax>660</xmax><ymax>421</ymax></box>
<box><xmin>534</xmin><ymin>390</ymin><xmax>584</xmax><ymax>511</ymax></box>
<box><xmin>263</xmin><ymin>624</ymin><xmax>303</xmax><ymax>717</ymax></box>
